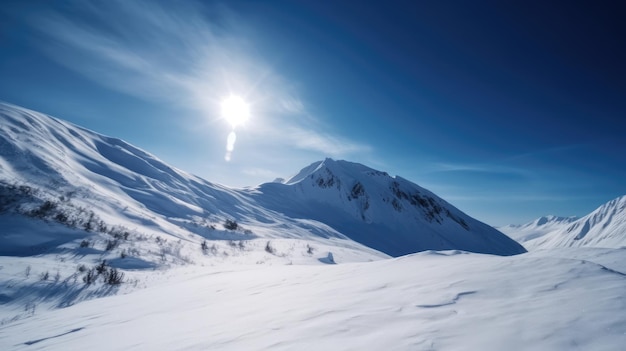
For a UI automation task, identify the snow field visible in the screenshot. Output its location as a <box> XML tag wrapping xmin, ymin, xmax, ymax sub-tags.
<box><xmin>1</xmin><ymin>248</ymin><xmax>625</xmax><ymax>350</ymax></box>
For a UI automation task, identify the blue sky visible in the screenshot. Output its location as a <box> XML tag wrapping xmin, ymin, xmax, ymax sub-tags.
<box><xmin>0</xmin><ymin>0</ymin><xmax>624</xmax><ymax>226</ymax></box>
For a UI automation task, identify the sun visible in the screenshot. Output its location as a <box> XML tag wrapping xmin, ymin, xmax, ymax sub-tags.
<box><xmin>221</xmin><ymin>95</ymin><xmax>250</xmax><ymax>128</ymax></box>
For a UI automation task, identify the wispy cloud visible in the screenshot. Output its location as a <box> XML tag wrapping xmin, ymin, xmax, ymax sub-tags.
<box><xmin>425</xmin><ymin>162</ymin><xmax>532</xmax><ymax>179</ymax></box>
<box><xmin>28</xmin><ymin>0</ymin><xmax>370</xmax><ymax>159</ymax></box>
<box><xmin>284</xmin><ymin>127</ymin><xmax>371</xmax><ymax>156</ymax></box>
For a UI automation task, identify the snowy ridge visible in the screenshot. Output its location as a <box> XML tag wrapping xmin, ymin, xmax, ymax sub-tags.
<box><xmin>255</xmin><ymin>158</ymin><xmax>526</xmax><ymax>256</ymax></box>
<box><xmin>523</xmin><ymin>196</ymin><xmax>626</xmax><ymax>250</ymax></box>
<box><xmin>499</xmin><ymin>215</ymin><xmax>579</xmax><ymax>244</ymax></box>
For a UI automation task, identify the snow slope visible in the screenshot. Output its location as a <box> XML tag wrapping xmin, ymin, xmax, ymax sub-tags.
<box><xmin>253</xmin><ymin>159</ymin><xmax>526</xmax><ymax>256</ymax></box>
<box><xmin>0</xmin><ymin>248</ymin><xmax>624</xmax><ymax>351</ymax></box>
<box><xmin>0</xmin><ymin>102</ymin><xmax>523</xmax><ymax>258</ymax></box>
<box><xmin>0</xmin><ymin>101</ymin><xmax>386</xmax><ymax>264</ymax></box>
<box><xmin>522</xmin><ymin>196</ymin><xmax>626</xmax><ymax>250</ymax></box>
<box><xmin>499</xmin><ymin>215</ymin><xmax>579</xmax><ymax>244</ymax></box>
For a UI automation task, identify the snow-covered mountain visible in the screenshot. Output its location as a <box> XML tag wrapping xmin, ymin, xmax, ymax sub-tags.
<box><xmin>499</xmin><ymin>215</ymin><xmax>579</xmax><ymax>244</ymax></box>
<box><xmin>0</xmin><ymin>102</ymin><xmax>524</xmax><ymax>260</ymax></box>
<box><xmin>3</xmin><ymin>102</ymin><xmax>626</xmax><ymax>350</ymax></box>
<box><xmin>0</xmin><ymin>102</ymin><xmax>385</xmax><ymax>266</ymax></box>
<box><xmin>254</xmin><ymin>159</ymin><xmax>525</xmax><ymax>256</ymax></box>
<box><xmin>519</xmin><ymin>196</ymin><xmax>626</xmax><ymax>250</ymax></box>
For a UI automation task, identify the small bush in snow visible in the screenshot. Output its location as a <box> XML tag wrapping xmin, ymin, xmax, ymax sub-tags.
<box><xmin>83</xmin><ymin>269</ymin><xmax>96</xmax><ymax>284</ymax></box>
<box><xmin>96</xmin><ymin>261</ymin><xmax>107</xmax><ymax>275</ymax></box>
<box><xmin>265</xmin><ymin>241</ymin><xmax>275</xmax><ymax>255</ymax></box>
<box><xmin>223</xmin><ymin>219</ymin><xmax>238</xmax><ymax>230</ymax></box>
<box><xmin>105</xmin><ymin>239</ymin><xmax>119</xmax><ymax>251</ymax></box>
<box><xmin>79</xmin><ymin>239</ymin><xmax>90</xmax><ymax>248</ymax></box>
<box><xmin>39</xmin><ymin>271</ymin><xmax>49</xmax><ymax>281</ymax></box>
<box><xmin>104</xmin><ymin>267</ymin><xmax>124</xmax><ymax>285</ymax></box>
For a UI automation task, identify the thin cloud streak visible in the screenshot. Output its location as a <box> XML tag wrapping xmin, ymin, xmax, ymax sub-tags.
<box><xmin>29</xmin><ymin>0</ymin><xmax>370</xmax><ymax>159</ymax></box>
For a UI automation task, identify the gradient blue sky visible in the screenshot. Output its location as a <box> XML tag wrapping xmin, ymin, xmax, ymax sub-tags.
<box><xmin>0</xmin><ymin>0</ymin><xmax>624</xmax><ymax>226</ymax></box>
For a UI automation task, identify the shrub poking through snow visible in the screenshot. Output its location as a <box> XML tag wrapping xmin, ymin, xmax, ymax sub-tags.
<box><xmin>223</xmin><ymin>219</ymin><xmax>238</xmax><ymax>230</ymax></box>
<box><xmin>81</xmin><ymin>260</ymin><xmax>124</xmax><ymax>285</ymax></box>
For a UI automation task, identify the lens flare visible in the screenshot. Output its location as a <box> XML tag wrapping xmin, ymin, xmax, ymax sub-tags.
<box><xmin>225</xmin><ymin>131</ymin><xmax>237</xmax><ymax>161</ymax></box>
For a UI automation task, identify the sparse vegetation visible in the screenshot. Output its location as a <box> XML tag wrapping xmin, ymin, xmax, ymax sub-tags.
<box><xmin>82</xmin><ymin>268</ymin><xmax>96</xmax><ymax>284</ymax></box>
<box><xmin>224</xmin><ymin>219</ymin><xmax>238</xmax><ymax>230</ymax></box>
<box><xmin>104</xmin><ymin>267</ymin><xmax>124</xmax><ymax>285</ymax></box>
<box><xmin>105</xmin><ymin>239</ymin><xmax>119</xmax><ymax>251</ymax></box>
<box><xmin>81</xmin><ymin>260</ymin><xmax>124</xmax><ymax>285</ymax></box>
<box><xmin>265</xmin><ymin>241</ymin><xmax>275</xmax><ymax>255</ymax></box>
<box><xmin>39</xmin><ymin>271</ymin><xmax>49</xmax><ymax>281</ymax></box>
<box><xmin>53</xmin><ymin>270</ymin><xmax>61</xmax><ymax>282</ymax></box>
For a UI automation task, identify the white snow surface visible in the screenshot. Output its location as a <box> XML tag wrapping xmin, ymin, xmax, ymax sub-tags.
<box><xmin>1</xmin><ymin>248</ymin><xmax>625</xmax><ymax>350</ymax></box>
<box><xmin>502</xmin><ymin>197</ymin><xmax>626</xmax><ymax>250</ymax></box>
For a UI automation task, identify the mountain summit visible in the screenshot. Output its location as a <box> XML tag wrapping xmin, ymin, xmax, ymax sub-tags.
<box><xmin>255</xmin><ymin>158</ymin><xmax>526</xmax><ymax>256</ymax></box>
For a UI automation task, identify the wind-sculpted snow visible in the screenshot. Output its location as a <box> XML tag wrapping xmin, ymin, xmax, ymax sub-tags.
<box><xmin>1</xmin><ymin>248</ymin><xmax>624</xmax><ymax>350</ymax></box>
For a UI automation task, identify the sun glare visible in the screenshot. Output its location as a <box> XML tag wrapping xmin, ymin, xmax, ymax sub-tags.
<box><xmin>221</xmin><ymin>95</ymin><xmax>250</xmax><ymax>128</ymax></box>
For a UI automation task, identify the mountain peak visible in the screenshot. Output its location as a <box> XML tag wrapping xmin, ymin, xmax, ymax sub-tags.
<box><xmin>284</xmin><ymin>158</ymin><xmax>389</xmax><ymax>187</ymax></box>
<box><xmin>258</xmin><ymin>159</ymin><xmax>526</xmax><ymax>256</ymax></box>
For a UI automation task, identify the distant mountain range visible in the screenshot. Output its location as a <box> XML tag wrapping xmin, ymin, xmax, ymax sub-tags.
<box><xmin>499</xmin><ymin>196</ymin><xmax>626</xmax><ymax>250</ymax></box>
<box><xmin>0</xmin><ymin>102</ymin><xmax>525</xmax><ymax>262</ymax></box>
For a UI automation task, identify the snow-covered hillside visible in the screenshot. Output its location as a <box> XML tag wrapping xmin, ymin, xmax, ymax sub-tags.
<box><xmin>255</xmin><ymin>159</ymin><xmax>525</xmax><ymax>256</ymax></box>
<box><xmin>520</xmin><ymin>196</ymin><xmax>626</xmax><ymax>250</ymax></box>
<box><xmin>0</xmin><ymin>102</ymin><xmax>386</xmax><ymax>264</ymax></box>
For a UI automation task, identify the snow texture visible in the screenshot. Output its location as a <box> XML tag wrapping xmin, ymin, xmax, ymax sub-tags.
<box><xmin>1</xmin><ymin>249</ymin><xmax>625</xmax><ymax>350</ymax></box>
